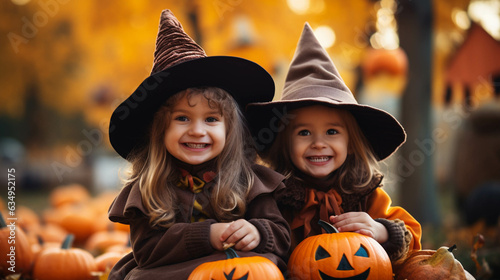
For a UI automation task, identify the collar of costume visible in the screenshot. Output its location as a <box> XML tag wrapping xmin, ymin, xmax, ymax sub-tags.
<box><xmin>288</xmin><ymin>170</ymin><xmax>383</xmax><ymax>237</ymax></box>
<box><xmin>173</xmin><ymin>158</ymin><xmax>217</xmax><ymax>193</ymax></box>
<box><xmin>289</xmin><ymin>173</ymin><xmax>343</xmax><ymax>237</ymax></box>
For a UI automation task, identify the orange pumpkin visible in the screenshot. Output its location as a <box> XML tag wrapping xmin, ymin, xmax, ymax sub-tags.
<box><xmin>85</xmin><ymin>228</ymin><xmax>129</xmax><ymax>256</ymax></box>
<box><xmin>33</xmin><ymin>234</ymin><xmax>97</xmax><ymax>280</ymax></box>
<box><xmin>105</xmin><ymin>242</ymin><xmax>132</xmax><ymax>255</ymax></box>
<box><xmin>50</xmin><ymin>183</ymin><xmax>91</xmax><ymax>208</ymax></box>
<box><xmin>0</xmin><ymin>212</ymin><xmax>35</xmax><ymax>276</ymax></box>
<box><xmin>49</xmin><ymin>204</ymin><xmax>96</xmax><ymax>244</ymax></box>
<box><xmin>16</xmin><ymin>205</ymin><xmax>41</xmax><ymax>231</ymax></box>
<box><xmin>188</xmin><ymin>247</ymin><xmax>284</xmax><ymax>280</ymax></box>
<box><xmin>94</xmin><ymin>251</ymin><xmax>123</xmax><ymax>272</ymax></box>
<box><xmin>362</xmin><ymin>47</ymin><xmax>408</xmax><ymax>79</ymax></box>
<box><xmin>288</xmin><ymin>220</ymin><xmax>392</xmax><ymax>280</ymax></box>
<box><xmin>393</xmin><ymin>245</ymin><xmax>476</xmax><ymax>280</ymax></box>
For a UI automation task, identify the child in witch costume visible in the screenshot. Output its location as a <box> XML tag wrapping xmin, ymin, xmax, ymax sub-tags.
<box><xmin>107</xmin><ymin>10</ymin><xmax>290</xmax><ymax>279</ymax></box>
<box><xmin>246</xmin><ymin>23</ymin><xmax>422</xmax><ymax>263</ymax></box>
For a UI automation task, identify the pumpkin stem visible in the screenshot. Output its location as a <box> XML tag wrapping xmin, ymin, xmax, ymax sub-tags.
<box><xmin>0</xmin><ymin>212</ymin><xmax>6</xmax><ymax>228</ymax></box>
<box><xmin>318</xmin><ymin>219</ymin><xmax>339</xmax><ymax>234</ymax></box>
<box><xmin>448</xmin><ymin>244</ymin><xmax>457</xmax><ymax>252</ymax></box>
<box><xmin>224</xmin><ymin>247</ymin><xmax>240</xmax><ymax>259</ymax></box>
<box><xmin>62</xmin><ymin>234</ymin><xmax>75</xmax><ymax>249</ymax></box>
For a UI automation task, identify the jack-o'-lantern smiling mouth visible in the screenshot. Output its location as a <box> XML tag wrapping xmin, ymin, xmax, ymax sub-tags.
<box><xmin>314</xmin><ymin>243</ymin><xmax>372</xmax><ymax>280</ymax></box>
<box><xmin>318</xmin><ymin>268</ymin><xmax>370</xmax><ymax>280</ymax></box>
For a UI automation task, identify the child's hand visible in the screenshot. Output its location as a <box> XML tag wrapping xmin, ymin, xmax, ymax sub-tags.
<box><xmin>219</xmin><ymin>219</ymin><xmax>261</xmax><ymax>252</ymax></box>
<box><xmin>210</xmin><ymin>222</ymin><xmax>231</xmax><ymax>251</ymax></box>
<box><xmin>329</xmin><ymin>212</ymin><xmax>388</xmax><ymax>244</ymax></box>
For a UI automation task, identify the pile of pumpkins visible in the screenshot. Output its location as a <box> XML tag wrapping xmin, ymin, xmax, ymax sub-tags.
<box><xmin>0</xmin><ymin>184</ymin><xmax>131</xmax><ymax>280</ymax></box>
<box><xmin>0</xmin><ymin>184</ymin><xmax>477</xmax><ymax>280</ymax></box>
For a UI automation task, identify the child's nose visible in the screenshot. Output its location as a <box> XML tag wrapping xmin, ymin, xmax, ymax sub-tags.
<box><xmin>188</xmin><ymin>121</ymin><xmax>206</xmax><ymax>136</ymax></box>
<box><xmin>311</xmin><ymin>136</ymin><xmax>327</xmax><ymax>149</ymax></box>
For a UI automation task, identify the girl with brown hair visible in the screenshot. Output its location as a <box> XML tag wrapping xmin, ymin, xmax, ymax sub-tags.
<box><xmin>246</xmin><ymin>23</ymin><xmax>422</xmax><ymax>264</ymax></box>
<box><xmin>106</xmin><ymin>10</ymin><xmax>290</xmax><ymax>280</ymax></box>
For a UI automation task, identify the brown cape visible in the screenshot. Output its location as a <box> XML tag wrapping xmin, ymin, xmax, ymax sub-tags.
<box><xmin>108</xmin><ymin>165</ymin><xmax>291</xmax><ymax>280</ymax></box>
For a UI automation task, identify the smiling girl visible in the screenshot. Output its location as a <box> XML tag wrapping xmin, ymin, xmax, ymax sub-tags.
<box><xmin>106</xmin><ymin>10</ymin><xmax>290</xmax><ymax>279</ymax></box>
<box><xmin>246</xmin><ymin>23</ymin><xmax>421</xmax><ymax>264</ymax></box>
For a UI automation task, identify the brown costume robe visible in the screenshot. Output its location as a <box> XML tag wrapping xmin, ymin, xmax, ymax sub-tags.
<box><xmin>107</xmin><ymin>163</ymin><xmax>291</xmax><ymax>280</ymax></box>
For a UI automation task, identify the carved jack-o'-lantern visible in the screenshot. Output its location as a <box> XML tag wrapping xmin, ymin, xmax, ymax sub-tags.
<box><xmin>288</xmin><ymin>220</ymin><xmax>392</xmax><ymax>280</ymax></box>
<box><xmin>188</xmin><ymin>247</ymin><xmax>284</xmax><ymax>280</ymax></box>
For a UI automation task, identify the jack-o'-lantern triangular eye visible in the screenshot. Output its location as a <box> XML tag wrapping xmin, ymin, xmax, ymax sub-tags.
<box><xmin>354</xmin><ymin>244</ymin><xmax>369</xmax><ymax>257</ymax></box>
<box><xmin>315</xmin><ymin>245</ymin><xmax>331</xmax><ymax>260</ymax></box>
<box><xmin>223</xmin><ymin>268</ymin><xmax>249</xmax><ymax>280</ymax></box>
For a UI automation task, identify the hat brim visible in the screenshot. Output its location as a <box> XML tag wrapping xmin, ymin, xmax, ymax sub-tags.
<box><xmin>110</xmin><ymin>56</ymin><xmax>275</xmax><ymax>159</ymax></box>
<box><xmin>246</xmin><ymin>99</ymin><xmax>406</xmax><ymax>161</ymax></box>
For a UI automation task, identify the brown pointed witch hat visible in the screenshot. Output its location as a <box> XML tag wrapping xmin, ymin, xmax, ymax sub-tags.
<box><xmin>246</xmin><ymin>22</ymin><xmax>405</xmax><ymax>160</ymax></box>
<box><xmin>109</xmin><ymin>10</ymin><xmax>275</xmax><ymax>159</ymax></box>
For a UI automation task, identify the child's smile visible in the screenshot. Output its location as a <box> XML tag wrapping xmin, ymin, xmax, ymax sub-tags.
<box><xmin>164</xmin><ymin>94</ymin><xmax>226</xmax><ymax>165</ymax></box>
<box><xmin>183</xmin><ymin>143</ymin><xmax>210</xmax><ymax>149</ymax></box>
<box><xmin>307</xmin><ymin>156</ymin><xmax>332</xmax><ymax>163</ymax></box>
<box><xmin>289</xmin><ymin>105</ymin><xmax>349</xmax><ymax>179</ymax></box>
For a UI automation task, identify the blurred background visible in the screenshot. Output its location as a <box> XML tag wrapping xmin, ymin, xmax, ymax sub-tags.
<box><xmin>0</xmin><ymin>0</ymin><xmax>499</xmax><ymax>277</ymax></box>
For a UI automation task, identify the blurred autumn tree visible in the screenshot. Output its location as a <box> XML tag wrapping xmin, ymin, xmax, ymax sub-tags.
<box><xmin>0</xmin><ymin>1</ymin><xmax>168</xmax><ymax>144</ymax></box>
<box><xmin>0</xmin><ymin>0</ymin><xmax>373</xmax><ymax>138</ymax></box>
